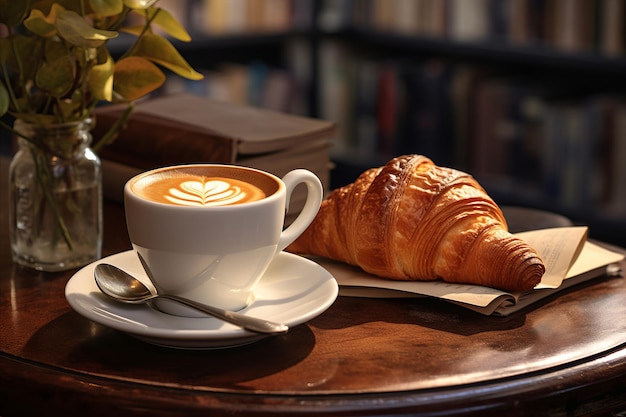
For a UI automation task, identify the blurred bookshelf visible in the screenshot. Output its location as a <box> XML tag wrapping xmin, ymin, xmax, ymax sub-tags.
<box><xmin>137</xmin><ymin>0</ymin><xmax>626</xmax><ymax>246</ymax></box>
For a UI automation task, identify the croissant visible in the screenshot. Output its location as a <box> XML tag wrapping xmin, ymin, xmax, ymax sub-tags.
<box><xmin>288</xmin><ymin>154</ymin><xmax>545</xmax><ymax>292</ymax></box>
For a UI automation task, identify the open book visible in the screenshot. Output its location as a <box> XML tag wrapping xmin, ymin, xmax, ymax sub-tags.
<box><xmin>311</xmin><ymin>226</ymin><xmax>624</xmax><ymax>316</ymax></box>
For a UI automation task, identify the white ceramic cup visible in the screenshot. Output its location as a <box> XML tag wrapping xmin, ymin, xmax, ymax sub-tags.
<box><xmin>124</xmin><ymin>164</ymin><xmax>323</xmax><ymax>316</ymax></box>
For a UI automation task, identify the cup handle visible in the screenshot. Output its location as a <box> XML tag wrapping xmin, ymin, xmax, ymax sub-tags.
<box><xmin>276</xmin><ymin>169</ymin><xmax>323</xmax><ymax>253</ymax></box>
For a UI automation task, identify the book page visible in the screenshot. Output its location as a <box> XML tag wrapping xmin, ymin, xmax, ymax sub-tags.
<box><xmin>319</xmin><ymin>258</ymin><xmax>511</xmax><ymax>307</ymax></box>
<box><xmin>565</xmin><ymin>240</ymin><xmax>624</xmax><ymax>278</ymax></box>
<box><xmin>516</xmin><ymin>226</ymin><xmax>587</xmax><ymax>289</ymax></box>
<box><xmin>495</xmin><ymin>240</ymin><xmax>624</xmax><ymax>316</ymax></box>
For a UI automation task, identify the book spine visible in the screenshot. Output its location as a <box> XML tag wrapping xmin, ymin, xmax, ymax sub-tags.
<box><xmin>399</xmin><ymin>62</ymin><xmax>454</xmax><ymax>167</ymax></box>
<box><xmin>347</xmin><ymin>0</ymin><xmax>622</xmax><ymax>56</ymax></box>
<box><xmin>193</xmin><ymin>0</ymin><xmax>305</xmax><ymax>34</ymax></box>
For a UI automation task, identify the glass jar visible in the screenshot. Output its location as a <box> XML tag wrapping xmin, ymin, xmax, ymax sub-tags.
<box><xmin>9</xmin><ymin>118</ymin><xmax>102</xmax><ymax>271</ymax></box>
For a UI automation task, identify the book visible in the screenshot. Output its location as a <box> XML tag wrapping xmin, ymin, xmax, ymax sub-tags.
<box><xmin>93</xmin><ymin>94</ymin><xmax>336</xmax><ymax>219</ymax></box>
<box><xmin>351</xmin><ymin>0</ymin><xmax>617</xmax><ymax>56</ymax></box>
<box><xmin>399</xmin><ymin>61</ymin><xmax>454</xmax><ymax>167</ymax></box>
<box><xmin>599</xmin><ymin>0</ymin><xmax>625</xmax><ymax>56</ymax></box>
<box><xmin>94</xmin><ymin>93</ymin><xmax>335</xmax><ymax>161</ymax></box>
<box><xmin>309</xmin><ymin>226</ymin><xmax>624</xmax><ymax>316</ymax></box>
<box><xmin>448</xmin><ymin>0</ymin><xmax>491</xmax><ymax>41</ymax></box>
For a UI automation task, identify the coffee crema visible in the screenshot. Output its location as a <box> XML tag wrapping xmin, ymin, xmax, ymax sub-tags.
<box><xmin>133</xmin><ymin>175</ymin><xmax>267</xmax><ymax>207</ymax></box>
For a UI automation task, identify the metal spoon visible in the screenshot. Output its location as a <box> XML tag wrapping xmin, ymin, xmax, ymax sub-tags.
<box><xmin>93</xmin><ymin>263</ymin><xmax>288</xmax><ymax>334</ymax></box>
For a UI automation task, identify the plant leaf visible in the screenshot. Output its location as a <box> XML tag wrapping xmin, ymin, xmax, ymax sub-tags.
<box><xmin>113</xmin><ymin>56</ymin><xmax>165</xmax><ymax>101</ymax></box>
<box><xmin>33</xmin><ymin>0</ymin><xmax>105</xmax><ymax>15</ymax></box>
<box><xmin>43</xmin><ymin>38</ymin><xmax>69</xmax><ymax>62</ymax></box>
<box><xmin>56</xmin><ymin>9</ymin><xmax>119</xmax><ymax>47</ymax></box>
<box><xmin>0</xmin><ymin>81</ymin><xmax>9</xmax><ymax>116</ymax></box>
<box><xmin>88</xmin><ymin>54</ymin><xmax>114</xmax><ymax>101</ymax></box>
<box><xmin>0</xmin><ymin>0</ymin><xmax>29</xmax><ymax>26</ymax></box>
<box><xmin>57</xmin><ymin>89</ymin><xmax>89</xmax><ymax>120</ymax></box>
<box><xmin>130</xmin><ymin>6</ymin><xmax>191</xmax><ymax>41</ymax></box>
<box><xmin>24</xmin><ymin>4</ymin><xmax>63</xmax><ymax>37</ymax></box>
<box><xmin>135</xmin><ymin>33</ymin><xmax>203</xmax><ymax>80</ymax></box>
<box><xmin>35</xmin><ymin>54</ymin><xmax>75</xmax><ymax>97</ymax></box>
<box><xmin>123</xmin><ymin>0</ymin><xmax>158</xmax><ymax>9</ymax></box>
<box><xmin>89</xmin><ymin>0</ymin><xmax>124</xmax><ymax>17</ymax></box>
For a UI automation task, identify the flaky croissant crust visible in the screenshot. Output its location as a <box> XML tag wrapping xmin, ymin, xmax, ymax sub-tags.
<box><xmin>288</xmin><ymin>154</ymin><xmax>545</xmax><ymax>292</ymax></box>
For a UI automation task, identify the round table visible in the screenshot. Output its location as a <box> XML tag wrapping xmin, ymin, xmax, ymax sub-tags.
<box><xmin>1</xmin><ymin>165</ymin><xmax>626</xmax><ymax>416</ymax></box>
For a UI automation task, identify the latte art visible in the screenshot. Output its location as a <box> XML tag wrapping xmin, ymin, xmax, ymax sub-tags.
<box><xmin>167</xmin><ymin>179</ymin><xmax>254</xmax><ymax>206</ymax></box>
<box><xmin>132</xmin><ymin>173</ymin><xmax>268</xmax><ymax>206</ymax></box>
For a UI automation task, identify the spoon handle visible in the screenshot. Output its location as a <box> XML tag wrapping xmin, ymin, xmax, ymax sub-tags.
<box><xmin>158</xmin><ymin>294</ymin><xmax>289</xmax><ymax>334</ymax></box>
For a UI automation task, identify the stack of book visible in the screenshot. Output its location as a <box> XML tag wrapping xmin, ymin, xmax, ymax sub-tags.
<box><xmin>93</xmin><ymin>94</ymin><xmax>335</xmax><ymax>222</ymax></box>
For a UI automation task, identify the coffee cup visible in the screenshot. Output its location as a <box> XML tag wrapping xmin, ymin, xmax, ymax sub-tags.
<box><xmin>124</xmin><ymin>164</ymin><xmax>323</xmax><ymax>316</ymax></box>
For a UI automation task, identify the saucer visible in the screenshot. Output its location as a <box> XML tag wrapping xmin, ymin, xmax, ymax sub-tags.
<box><xmin>65</xmin><ymin>250</ymin><xmax>338</xmax><ymax>349</ymax></box>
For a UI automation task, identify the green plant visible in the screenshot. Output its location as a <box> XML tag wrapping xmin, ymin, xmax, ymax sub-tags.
<box><xmin>1</xmin><ymin>0</ymin><xmax>203</xmax><ymax>266</ymax></box>
<box><xmin>0</xmin><ymin>0</ymin><xmax>203</xmax><ymax>150</ymax></box>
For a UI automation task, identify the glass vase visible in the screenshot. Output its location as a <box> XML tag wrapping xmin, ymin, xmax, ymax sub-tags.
<box><xmin>9</xmin><ymin>118</ymin><xmax>102</xmax><ymax>271</ymax></box>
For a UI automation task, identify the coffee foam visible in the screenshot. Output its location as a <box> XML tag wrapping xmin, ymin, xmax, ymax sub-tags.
<box><xmin>132</xmin><ymin>167</ymin><xmax>277</xmax><ymax>207</ymax></box>
<box><xmin>165</xmin><ymin>177</ymin><xmax>264</xmax><ymax>206</ymax></box>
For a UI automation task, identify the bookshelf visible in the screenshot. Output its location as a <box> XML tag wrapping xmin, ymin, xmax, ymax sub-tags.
<box><xmin>136</xmin><ymin>0</ymin><xmax>626</xmax><ymax>246</ymax></box>
<box><xmin>141</xmin><ymin>0</ymin><xmax>319</xmax><ymax>116</ymax></box>
<box><xmin>316</xmin><ymin>0</ymin><xmax>626</xmax><ymax>247</ymax></box>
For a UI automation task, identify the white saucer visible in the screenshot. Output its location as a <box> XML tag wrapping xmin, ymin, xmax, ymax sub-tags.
<box><xmin>65</xmin><ymin>250</ymin><xmax>338</xmax><ymax>349</ymax></box>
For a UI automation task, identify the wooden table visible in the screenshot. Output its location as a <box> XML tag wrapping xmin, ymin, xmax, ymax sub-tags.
<box><xmin>2</xmin><ymin>163</ymin><xmax>626</xmax><ymax>416</ymax></box>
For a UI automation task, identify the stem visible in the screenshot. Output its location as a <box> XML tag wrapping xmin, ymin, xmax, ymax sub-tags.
<box><xmin>122</xmin><ymin>8</ymin><xmax>161</xmax><ymax>59</ymax></box>
<box><xmin>6</xmin><ymin>27</ymin><xmax>24</xmax><ymax>113</ymax></box>
<box><xmin>108</xmin><ymin>8</ymin><xmax>132</xmax><ymax>31</ymax></box>
<box><xmin>29</xmin><ymin>147</ymin><xmax>74</xmax><ymax>250</ymax></box>
<box><xmin>0</xmin><ymin>119</ymin><xmax>40</xmax><ymax>146</ymax></box>
<box><xmin>92</xmin><ymin>103</ymin><xmax>134</xmax><ymax>152</ymax></box>
<box><xmin>1</xmin><ymin>65</ymin><xmax>19</xmax><ymax>114</ymax></box>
